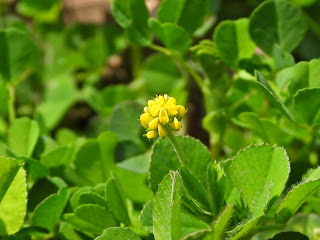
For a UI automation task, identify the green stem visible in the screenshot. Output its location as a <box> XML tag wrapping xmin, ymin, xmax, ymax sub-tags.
<box><xmin>149</xmin><ymin>44</ymin><xmax>205</xmax><ymax>91</ymax></box>
<box><xmin>7</xmin><ymin>84</ymin><xmax>15</xmax><ymax>123</ymax></box>
<box><xmin>166</xmin><ymin>128</ymin><xmax>186</xmax><ymax>165</ymax></box>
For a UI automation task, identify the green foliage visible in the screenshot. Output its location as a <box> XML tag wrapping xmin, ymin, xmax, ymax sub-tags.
<box><xmin>0</xmin><ymin>28</ymin><xmax>35</xmax><ymax>82</ymax></box>
<box><xmin>2</xmin><ymin>0</ymin><xmax>320</xmax><ymax>238</ymax></box>
<box><xmin>249</xmin><ymin>0</ymin><xmax>307</xmax><ymax>55</ymax></box>
<box><xmin>0</xmin><ymin>157</ymin><xmax>27</xmax><ymax>235</ymax></box>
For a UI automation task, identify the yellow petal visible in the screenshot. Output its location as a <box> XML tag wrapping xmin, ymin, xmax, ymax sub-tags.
<box><xmin>158</xmin><ymin>124</ymin><xmax>167</xmax><ymax>138</ymax></box>
<box><xmin>156</xmin><ymin>95</ymin><xmax>165</xmax><ymax>106</ymax></box>
<box><xmin>147</xmin><ymin>130</ymin><xmax>158</xmax><ymax>139</ymax></box>
<box><xmin>144</xmin><ymin>107</ymin><xmax>149</xmax><ymax>113</ymax></box>
<box><xmin>164</xmin><ymin>94</ymin><xmax>169</xmax><ymax>102</ymax></box>
<box><xmin>148</xmin><ymin>100</ymin><xmax>156</xmax><ymax>108</ymax></box>
<box><xmin>140</xmin><ymin>113</ymin><xmax>152</xmax><ymax>124</ymax></box>
<box><xmin>170</xmin><ymin>117</ymin><xmax>181</xmax><ymax>131</ymax></box>
<box><xmin>168</xmin><ymin>97</ymin><xmax>177</xmax><ymax>105</ymax></box>
<box><xmin>177</xmin><ymin>105</ymin><xmax>186</xmax><ymax>118</ymax></box>
<box><xmin>148</xmin><ymin>118</ymin><xmax>159</xmax><ymax>130</ymax></box>
<box><xmin>165</xmin><ymin>104</ymin><xmax>178</xmax><ymax>116</ymax></box>
<box><xmin>159</xmin><ymin>107</ymin><xmax>169</xmax><ymax>124</ymax></box>
<box><xmin>150</xmin><ymin>105</ymin><xmax>161</xmax><ymax>117</ymax></box>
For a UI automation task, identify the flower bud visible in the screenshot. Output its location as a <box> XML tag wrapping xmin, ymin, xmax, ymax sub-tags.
<box><xmin>158</xmin><ymin>124</ymin><xmax>167</xmax><ymax>137</ymax></box>
<box><xmin>170</xmin><ymin>117</ymin><xmax>181</xmax><ymax>131</ymax></box>
<box><xmin>147</xmin><ymin>130</ymin><xmax>158</xmax><ymax>139</ymax></box>
<box><xmin>159</xmin><ymin>108</ymin><xmax>169</xmax><ymax>124</ymax></box>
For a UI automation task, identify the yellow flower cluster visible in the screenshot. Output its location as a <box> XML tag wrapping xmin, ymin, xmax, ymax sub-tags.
<box><xmin>140</xmin><ymin>95</ymin><xmax>186</xmax><ymax>139</ymax></box>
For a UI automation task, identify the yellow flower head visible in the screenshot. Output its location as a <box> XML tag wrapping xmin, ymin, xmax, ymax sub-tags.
<box><xmin>140</xmin><ymin>95</ymin><xmax>186</xmax><ymax>139</ymax></box>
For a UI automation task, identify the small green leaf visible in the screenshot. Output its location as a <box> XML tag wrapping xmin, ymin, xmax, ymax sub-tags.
<box><xmin>0</xmin><ymin>157</ymin><xmax>27</xmax><ymax>235</ymax></box>
<box><xmin>157</xmin><ymin>0</ymin><xmax>210</xmax><ymax>34</ymax></box>
<box><xmin>142</xmin><ymin>53</ymin><xmax>182</xmax><ymax>95</ymax></box>
<box><xmin>111</xmin><ymin>0</ymin><xmax>151</xmax><ymax>46</ymax></box>
<box><xmin>16</xmin><ymin>0</ymin><xmax>60</xmax><ymax>22</ymax></box>
<box><xmin>268</xmin><ymin>232</ymin><xmax>309</xmax><ymax>240</ymax></box>
<box><xmin>212</xmin><ymin>204</ymin><xmax>234</xmax><ymax>240</ymax></box>
<box><xmin>95</xmin><ymin>227</ymin><xmax>141</xmax><ymax>240</ymax></box>
<box><xmin>288</xmin><ymin>59</ymin><xmax>320</xmax><ymax>96</ymax></box>
<box><xmin>293</xmin><ymin>88</ymin><xmax>320</xmax><ymax>126</ymax></box>
<box><xmin>36</xmin><ymin>74</ymin><xmax>77</xmax><ymax>130</ymax></box>
<box><xmin>180</xmin><ymin>166</ymin><xmax>211</xmax><ymax>211</ymax></box>
<box><xmin>115</xmin><ymin>154</ymin><xmax>153</xmax><ymax>203</ymax></box>
<box><xmin>40</xmin><ymin>145</ymin><xmax>74</xmax><ymax>168</ymax></box>
<box><xmin>228</xmin><ymin>145</ymin><xmax>290</xmax><ymax>218</ymax></box>
<box><xmin>149</xmin><ymin>136</ymin><xmax>211</xmax><ymax>193</ymax></box>
<box><xmin>0</xmin><ymin>82</ymin><xmax>9</xmax><ymax>117</ymax></box>
<box><xmin>0</xmin><ymin>28</ymin><xmax>35</xmax><ymax>82</ymax></box>
<box><xmin>32</xmin><ymin>186</ymin><xmax>69</xmax><ymax>231</ymax></box>
<box><xmin>108</xmin><ymin>102</ymin><xmax>143</xmax><ymax>143</ymax></box>
<box><xmin>149</xmin><ymin>19</ymin><xmax>192</xmax><ymax>52</ymax></box>
<box><xmin>74</xmin><ymin>132</ymin><xmax>118</xmax><ymax>185</ymax></box>
<box><xmin>140</xmin><ymin>200</ymin><xmax>154</xmax><ymax>232</ymax></box>
<box><xmin>8</xmin><ymin>117</ymin><xmax>39</xmax><ymax>157</ymax></box>
<box><xmin>229</xmin><ymin>217</ymin><xmax>261</xmax><ymax>240</ymax></box>
<box><xmin>272</xmin><ymin>45</ymin><xmax>295</xmax><ymax>72</ymax></box>
<box><xmin>153</xmin><ymin>171</ymin><xmax>181</xmax><ymax>240</ymax></box>
<box><xmin>214</xmin><ymin>18</ymin><xmax>255</xmax><ymax>66</ymax></box>
<box><xmin>255</xmin><ymin>71</ymin><xmax>295</xmax><ymax>121</ymax></box>
<box><xmin>249</xmin><ymin>0</ymin><xmax>307</xmax><ymax>55</ymax></box>
<box><xmin>65</xmin><ymin>204</ymin><xmax>117</xmax><ymax>235</ymax></box>
<box><xmin>275</xmin><ymin>179</ymin><xmax>320</xmax><ymax>223</ymax></box>
<box><xmin>59</xmin><ymin>222</ymin><xmax>86</xmax><ymax>240</ymax></box>
<box><xmin>105</xmin><ymin>176</ymin><xmax>131</xmax><ymax>226</ymax></box>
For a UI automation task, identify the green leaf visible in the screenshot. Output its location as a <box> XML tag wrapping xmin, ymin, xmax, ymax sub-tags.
<box><xmin>211</xmin><ymin>204</ymin><xmax>234</xmax><ymax>240</ymax></box>
<box><xmin>293</xmin><ymin>88</ymin><xmax>320</xmax><ymax>126</ymax></box>
<box><xmin>17</xmin><ymin>157</ymin><xmax>49</xmax><ymax>180</ymax></box>
<box><xmin>180</xmin><ymin>166</ymin><xmax>211</xmax><ymax>211</ymax></box>
<box><xmin>149</xmin><ymin>19</ymin><xmax>192</xmax><ymax>52</ymax></box>
<box><xmin>32</xmin><ymin>186</ymin><xmax>69</xmax><ymax>231</ymax></box>
<box><xmin>8</xmin><ymin>117</ymin><xmax>39</xmax><ymax>157</ymax></box>
<box><xmin>272</xmin><ymin>45</ymin><xmax>295</xmax><ymax>72</ymax></box>
<box><xmin>254</xmin><ymin>71</ymin><xmax>295</xmax><ymax>121</ymax></box>
<box><xmin>139</xmin><ymin>200</ymin><xmax>211</xmax><ymax>237</ymax></box>
<box><xmin>236</xmin><ymin>112</ymin><xmax>291</xmax><ymax>145</ymax></box>
<box><xmin>0</xmin><ymin>28</ymin><xmax>35</xmax><ymax>82</ymax></box>
<box><xmin>105</xmin><ymin>176</ymin><xmax>131</xmax><ymax>226</ymax></box>
<box><xmin>59</xmin><ymin>222</ymin><xmax>88</xmax><ymax>240</ymax></box>
<box><xmin>228</xmin><ymin>145</ymin><xmax>290</xmax><ymax>218</ymax></box>
<box><xmin>86</xmin><ymin>85</ymin><xmax>133</xmax><ymax>117</ymax></box>
<box><xmin>229</xmin><ymin>217</ymin><xmax>261</xmax><ymax>240</ymax></box>
<box><xmin>142</xmin><ymin>53</ymin><xmax>182</xmax><ymax>95</ymax></box>
<box><xmin>64</xmin><ymin>204</ymin><xmax>117</xmax><ymax>235</ymax></box>
<box><xmin>115</xmin><ymin>155</ymin><xmax>153</xmax><ymax>203</ymax></box>
<box><xmin>157</xmin><ymin>0</ymin><xmax>210</xmax><ymax>34</ymax></box>
<box><xmin>153</xmin><ymin>171</ymin><xmax>181</xmax><ymax>240</ymax></box>
<box><xmin>78</xmin><ymin>192</ymin><xmax>105</xmax><ymax>207</ymax></box>
<box><xmin>287</xmin><ymin>59</ymin><xmax>320</xmax><ymax>96</ymax></box>
<box><xmin>149</xmin><ymin>136</ymin><xmax>211</xmax><ymax>193</ymax></box>
<box><xmin>0</xmin><ymin>157</ymin><xmax>27</xmax><ymax>235</ymax></box>
<box><xmin>40</xmin><ymin>145</ymin><xmax>74</xmax><ymax>168</ymax></box>
<box><xmin>16</xmin><ymin>0</ymin><xmax>60</xmax><ymax>22</ymax></box>
<box><xmin>111</xmin><ymin>0</ymin><xmax>151</xmax><ymax>46</ymax></box>
<box><xmin>36</xmin><ymin>74</ymin><xmax>77</xmax><ymax>130</ymax></box>
<box><xmin>108</xmin><ymin>102</ymin><xmax>143</xmax><ymax>143</ymax></box>
<box><xmin>95</xmin><ymin>227</ymin><xmax>141</xmax><ymax>240</ymax></box>
<box><xmin>140</xmin><ymin>200</ymin><xmax>154</xmax><ymax>232</ymax></box>
<box><xmin>74</xmin><ymin>132</ymin><xmax>118</xmax><ymax>185</ymax></box>
<box><xmin>249</xmin><ymin>0</ymin><xmax>307</xmax><ymax>55</ymax></box>
<box><xmin>275</xmin><ymin>179</ymin><xmax>320</xmax><ymax>223</ymax></box>
<box><xmin>214</xmin><ymin>18</ymin><xmax>255</xmax><ymax>66</ymax></box>
<box><xmin>268</xmin><ymin>232</ymin><xmax>309</xmax><ymax>240</ymax></box>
